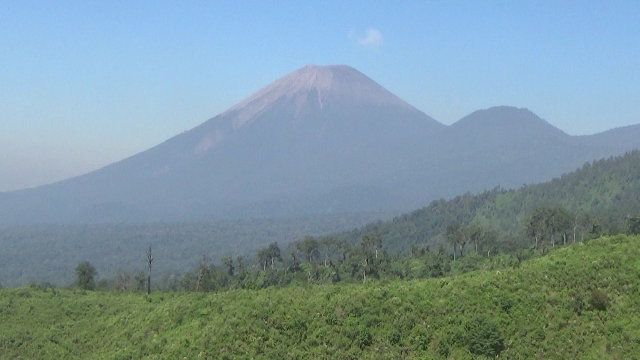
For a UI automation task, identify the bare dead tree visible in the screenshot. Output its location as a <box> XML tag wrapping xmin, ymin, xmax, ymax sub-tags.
<box><xmin>363</xmin><ymin>258</ymin><xmax>368</xmax><ymax>284</ymax></box>
<box><xmin>117</xmin><ymin>271</ymin><xmax>131</xmax><ymax>292</ymax></box>
<box><xmin>195</xmin><ymin>255</ymin><xmax>209</xmax><ymax>292</ymax></box>
<box><xmin>146</xmin><ymin>245</ymin><xmax>153</xmax><ymax>294</ymax></box>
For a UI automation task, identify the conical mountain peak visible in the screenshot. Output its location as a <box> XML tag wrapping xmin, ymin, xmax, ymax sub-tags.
<box><xmin>223</xmin><ymin>65</ymin><xmax>419</xmax><ymax>128</ymax></box>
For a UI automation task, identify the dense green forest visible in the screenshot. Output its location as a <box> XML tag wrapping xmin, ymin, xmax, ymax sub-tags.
<box><xmin>0</xmin><ymin>212</ymin><xmax>390</xmax><ymax>286</ymax></box>
<box><xmin>2</xmin><ymin>234</ymin><xmax>639</xmax><ymax>359</ymax></box>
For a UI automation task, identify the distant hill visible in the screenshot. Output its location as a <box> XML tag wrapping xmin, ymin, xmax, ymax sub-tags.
<box><xmin>1</xmin><ymin>65</ymin><xmax>640</xmax><ymax>224</ymax></box>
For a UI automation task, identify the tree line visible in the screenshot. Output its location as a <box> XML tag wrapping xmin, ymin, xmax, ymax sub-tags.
<box><xmin>74</xmin><ymin>201</ymin><xmax>640</xmax><ymax>292</ymax></box>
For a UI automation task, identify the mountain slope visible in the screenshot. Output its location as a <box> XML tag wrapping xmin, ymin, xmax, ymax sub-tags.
<box><xmin>0</xmin><ymin>65</ymin><xmax>444</xmax><ymax>223</ymax></box>
<box><xmin>1</xmin><ymin>66</ymin><xmax>640</xmax><ymax>224</ymax></box>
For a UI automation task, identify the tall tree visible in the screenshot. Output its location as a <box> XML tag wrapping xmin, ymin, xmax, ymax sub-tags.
<box><xmin>75</xmin><ymin>261</ymin><xmax>97</xmax><ymax>290</ymax></box>
<box><xmin>628</xmin><ymin>215</ymin><xmax>640</xmax><ymax>235</ymax></box>
<box><xmin>235</xmin><ymin>255</ymin><xmax>245</xmax><ymax>273</ymax></box>
<box><xmin>295</xmin><ymin>236</ymin><xmax>320</xmax><ymax>263</ymax></box>
<box><xmin>267</xmin><ymin>242</ymin><xmax>283</xmax><ymax>268</ymax></box>
<box><xmin>361</xmin><ymin>233</ymin><xmax>382</xmax><ymax>259</ymax></box>
<box><xmin>222</xmin><ymin>256</ymin><xmax>234</xmax><ymax>276</ymax></box>
<box><xmin>257</xmin><ymin>242</ymin><xmax>283</xmax><ymax>270</ymax></box>
<box><xmin>320</xmin><ymin>236</ymin><xmax>338</xmax><ymax>266</ymax></box>
<box><xmin>525</xmin><ymin>207</ymin><xmax>549</xmax><ymax>249</ymax></box>
<box><xmin>549</xmin><ymin>206</ymin><xmax>572</xmax><ymax>247</ymax></box>
<box><xmin>446</xmin><ymin>222</ymin><xmax>464</xmax><ymax>260</ymax></box>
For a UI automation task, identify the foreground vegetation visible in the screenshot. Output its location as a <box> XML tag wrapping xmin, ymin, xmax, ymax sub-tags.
<box><xmin>2</xmin><ymin>235</ymin><xmax>639</xmax><ymax>359</ymax></box>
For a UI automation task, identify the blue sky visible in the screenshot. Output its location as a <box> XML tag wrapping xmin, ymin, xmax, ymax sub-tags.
<box><xmin>1</xmin><ymin>1</ymin><xmax>639</xmax><ymax>191</ymax></box>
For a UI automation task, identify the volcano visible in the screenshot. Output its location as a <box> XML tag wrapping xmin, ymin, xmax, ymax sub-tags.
<box><xmin>1</xmin><ymin>65</ymin><xmax>445</xmax><ymax>223</ymax></box>
<box><xmin>2</xmin><ymin>65</ymin><xmax>640</xmax><ymax>224</ymax></box>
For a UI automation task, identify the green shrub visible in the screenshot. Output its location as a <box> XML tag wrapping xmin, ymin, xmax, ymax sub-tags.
<box><xmin>465</xmin><ymin>315</ymin><xmax>504</xmax><ymax>357</ymax></box>
<box><xmin>357</xmin><ymin>325</ymin><xmax>372</xmax><ymax>348</ymax></box>
<box><xmin>409</xmin><ymin>325</ymin><xmax>432</xmax><ymax>351</ymax></box>
<box><xmin>590</xmin><ymin>289</ymin><xmax>609</xmax><ymax>311</ymax></box>
<box><xmin>573</xmin><ymin>295</ymin><xmax>584</xmax><ymax>315</ymax></box>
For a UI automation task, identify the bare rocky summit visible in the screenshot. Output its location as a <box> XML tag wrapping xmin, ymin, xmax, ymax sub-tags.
<box><xmin>224</xmin><ymin>65</ymin><xmax>416</xmax><ymax>128</ymax></box>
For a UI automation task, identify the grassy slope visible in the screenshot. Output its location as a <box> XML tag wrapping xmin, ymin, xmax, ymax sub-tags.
<box><xmin>1</xmin><ymin>235</ymin><xmax>639</xmax><ymax>359</ymax></box>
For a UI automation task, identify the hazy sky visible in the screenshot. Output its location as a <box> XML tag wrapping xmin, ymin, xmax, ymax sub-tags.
<box><xmin>1</xmin><ymin>1</ymin><xmax>639</xmax><ymax>191</ymax></box>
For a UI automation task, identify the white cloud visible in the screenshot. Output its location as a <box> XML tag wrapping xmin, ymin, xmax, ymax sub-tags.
<box><xmin>349</xmin><ymin>28</ymin><xmax>384</xmax><ymax>50</ymax></box>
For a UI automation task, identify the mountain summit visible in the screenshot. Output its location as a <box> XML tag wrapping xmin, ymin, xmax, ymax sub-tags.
<box><xmin>223</xmin><ymin>65</ymin><xmax>420</xmax><ymax>128</ymax></box>
<box><xmin>1</xmin><ymin>66</ymin><xmax>639</xmax><ymax>224</ymax></box>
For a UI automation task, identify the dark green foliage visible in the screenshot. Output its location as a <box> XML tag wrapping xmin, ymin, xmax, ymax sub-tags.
<box><xmin>356</xmin><ymin>325</ymin><xmax>372</xmax><ymax>348</ymax></box>
<box><xmin>573</xmin><ymin>294</ymin><xmax>584</xmax><ymax>315</ymax></box>
<box><xmin>590</xmin><ymin>288</ymin><xmax>609</xmax><ymax>311</ymax></box>
<box><xmin>629</xmin><ymin>216</ymin><xmax>640</xmax><ymax>235</ymax></box>
<box><xmin>465</xmin><ymin>315</ymin><xmax>504</xmax><ymax>357</ymax></box>
<box><xmin>75</xmin><ymin>261</ymin><xmax>97</xmax><ymax>290</ymax></box>
<box><xmin>409</xmin><ymin>325</ymin><xmax>432</xmax><ymax>351</ymax></box>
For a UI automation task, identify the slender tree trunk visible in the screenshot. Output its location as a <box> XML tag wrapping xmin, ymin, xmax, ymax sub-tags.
<box><xmin>195</xmin><ymin>269</ymin><xmax>203</xmax><ymax>292</ymax></box>
<box><xmin>363</xmin><ymin>258</ymin><xmax>367</xmax><ymax>284</ymax></box>
<box><xmin>146</xmin><ymin>246</ymin><xmax>153</xmax><ymax>295</ymax></box>
<box><xmin>453</xmin><ymin>244</ymin><xmax>456</xmax><ymax>261</ymax></box>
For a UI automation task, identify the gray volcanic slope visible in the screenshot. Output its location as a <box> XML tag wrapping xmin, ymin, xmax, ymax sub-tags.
<box><xmin>0</xmin><ymin>65</ymin><xmax>443</xmax><ymax>223</ymax></box>
<box><xmin>1</xmin><ymin>66</ymin><xmax>639</xmax><ymax>224</ymax></box>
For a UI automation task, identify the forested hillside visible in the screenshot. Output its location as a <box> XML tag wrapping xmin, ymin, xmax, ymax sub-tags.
<box><xmin>334</xmin><ymin>150</ymin><xmax>640</xmax><ymax>254</ymax></box>
<box><xmin>2</xmin><ymin>235</ymin><xmax>638</xmax><ymax>359</ymax></box>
